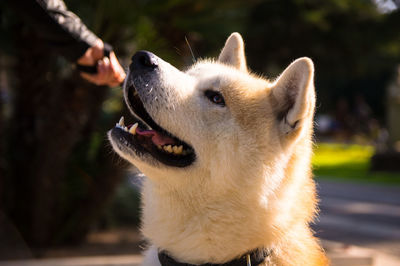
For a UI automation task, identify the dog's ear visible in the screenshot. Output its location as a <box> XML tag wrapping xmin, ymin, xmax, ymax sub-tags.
<box><xmin>270</xmin><ymin>57</ymin><xmax>315</xmax><ymax>136</ymax></box>
<box><xmin>218</xmin><ymin>32</ymin><xmax>247</xmax><ymax>72</ymax></box>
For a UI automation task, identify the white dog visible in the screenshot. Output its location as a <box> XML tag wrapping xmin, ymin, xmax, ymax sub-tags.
<box><xmin>109</xmin><ymin>33</ymin><xmax>328</xmax><ymax>266</ymax></box>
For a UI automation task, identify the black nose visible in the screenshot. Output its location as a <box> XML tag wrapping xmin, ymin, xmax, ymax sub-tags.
<box><xmin>130</xmin><ymin>51</ymin><xmax>158</xmax><ymax>71</ymax></box>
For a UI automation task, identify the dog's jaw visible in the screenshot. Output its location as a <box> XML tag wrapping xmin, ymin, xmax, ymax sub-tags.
<box><xmin>108</xmin><ymin>53</ymin><xmax>197</xmax><ymax>168</ymax></box>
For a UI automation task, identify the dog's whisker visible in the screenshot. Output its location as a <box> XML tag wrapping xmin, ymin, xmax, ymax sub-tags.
<box><xmin>185</xmin><ymin>36</ymin><xmax>197</xmax><ymax>64</ymax></box>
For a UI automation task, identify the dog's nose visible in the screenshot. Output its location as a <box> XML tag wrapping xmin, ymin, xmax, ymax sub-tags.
<box><xmin>130</xmin><ymin>51</ymin><xmax>158</xmax><ymax>71</ymax></box>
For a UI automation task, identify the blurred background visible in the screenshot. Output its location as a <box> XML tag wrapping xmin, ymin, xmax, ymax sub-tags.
<box><xmin>0</xmin><ymin>0</ymin><xmax>400</xmax><ymax>265</ymax></box>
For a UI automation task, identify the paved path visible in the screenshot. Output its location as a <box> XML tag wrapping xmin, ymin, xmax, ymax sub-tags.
<box><xmin>0</xmin><ymin>255</ymin><xmax>142</xmax><ymax>266</ymax></box>
<box><xmin>1</xmin><ymin>179</ymin><xmax>399</xmax><ymax>265</ymax></box>
<box><xmin>313</xmin><ymin>180</ymin><xmax>400</xmax><ymax>259</ymax></box>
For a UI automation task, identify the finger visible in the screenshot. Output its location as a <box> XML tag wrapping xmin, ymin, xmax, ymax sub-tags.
<box><xmin>109</xmin><ymin>52</ymin><xmax>126</xmax><ymax>83</ymax></box>
<box><xmin>95</xmin><ymin>59</ymin><xmax>110</xmax><ymax>84</ymax></box>
<box><xmin>109</xmin><ymin>53</ymin><xmax>119</xmax><ymax>77</ymax></box>
<box><xmin>110</xmin><ymin>52</ymin><xmax>126</xmax><ymax>76</ymax></box>
<box><xmin>85</xmin><ymin>55</ymin><xmax>123</xmax><ymax>87</ymax></box>
<box><xmin>80</xmin><ymin>72</ymin><xmax>101</xmax><ymax>85</ymax></box>
<box><xmin>103</xmin><ymin>57</ymin><xmax>110</xmax><ymax>68</ymax></box>
<box><xmin>102</xmin><ymin>57</ymin><xmax>115</xmax><ymax>83</ymax></box>
<box><xmin>116</xmin><ymin>71</ymin><xmax>126</xmax><ymax>83</ymax></box>
<box><xmin>109</xmin><ymin>52</ymin><xmax>119</xmax><ymax>70</ymax></box>
<box><xmin>98</xmin><ymin>59</ymin><xmax>106</xmax><ymax>76</ymax></box>
<box><xmin>115</xmin><ymin>67</ymin><xmax>126</xmax><ymax>83</ymax></box>
<box><xmin>115</xmin><ymin>70</ymin><xmax>126</xmax><ymax>84</ymax></box>
<box><xmin>81</xmin><ymin>58</ymin><xmax>117</xmax><ymax>86</ymax></box>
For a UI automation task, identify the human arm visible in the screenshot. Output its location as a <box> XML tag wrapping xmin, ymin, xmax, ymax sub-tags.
<box><xmin>12</xmin><ymin>0</ymin><xmax>125</xmax><ymax>86</ymax></box>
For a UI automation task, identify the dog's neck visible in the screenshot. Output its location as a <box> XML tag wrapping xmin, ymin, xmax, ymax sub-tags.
<box><xmin>139</xmin><ymin>154</ymin><xmax>313</xmax><ymax>265</ymax></box>
<box><xmin>158</xmin><ymin>248</ymin><xmax>271</xmax><ymax>266</ymax></box>
<box><xmin>137</xmin><ymin>138</ymin><xmax>318</xmax><ymax>265</ymax></box>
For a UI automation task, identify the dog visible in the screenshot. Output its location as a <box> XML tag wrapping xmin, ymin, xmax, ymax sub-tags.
<box><xmin>108</xmin><ymin>32</ymin><xmax>328</xmax><ymax>266</ymax></box>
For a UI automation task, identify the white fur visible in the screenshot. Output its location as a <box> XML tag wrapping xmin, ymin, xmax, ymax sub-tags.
<box><xmin>109</xmin><ymin>33</ymin><xmax>327</xmax><ymax>266</ymax></box>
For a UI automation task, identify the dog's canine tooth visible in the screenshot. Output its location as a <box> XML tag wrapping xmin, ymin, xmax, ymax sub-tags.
<box><xmin>157</xmin><ymin>145</ymin><xmax>162</xmax><ymax>150</ymax></box>
<box><xmin>118</xmin><ymin>116</ymin><xmax>125</xmax><ymax>127</ymax></box>
<box><xmin>129</xmin><ymin>123</ymin><xmax>138</xmax><ymax>135</ymax></box>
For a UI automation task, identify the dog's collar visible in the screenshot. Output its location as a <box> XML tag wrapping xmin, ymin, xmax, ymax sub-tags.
<box><xmin>158</xmin><ymin>248</ymin><xmax>271</xmax><ymax>266</ymax></box>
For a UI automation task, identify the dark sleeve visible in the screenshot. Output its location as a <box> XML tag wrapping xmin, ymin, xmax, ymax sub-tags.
<box><xmin>12</xmin><ymin>0</ymin><xmax>99</xmax><ymax>62</ymax></box>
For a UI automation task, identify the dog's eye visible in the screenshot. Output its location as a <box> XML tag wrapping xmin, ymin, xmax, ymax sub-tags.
<box><xmin>205</xmin><ymin>90</ymin><xmax>225</xmax><ymax>107</ymax></box>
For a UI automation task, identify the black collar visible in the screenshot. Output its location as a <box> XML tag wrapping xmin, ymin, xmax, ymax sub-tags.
<box><xmin>158</xmin><ymin>248</ymin><xmax>271</xmax><ymax>266</ymax></box>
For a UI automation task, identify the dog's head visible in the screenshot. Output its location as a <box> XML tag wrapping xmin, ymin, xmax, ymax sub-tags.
<box><xmin>109</xmin><ymin>33</ymin><xmax>315</xmax><ymax>184</ymax></box>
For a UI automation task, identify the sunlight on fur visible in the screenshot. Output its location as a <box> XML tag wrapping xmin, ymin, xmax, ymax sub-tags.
<box><xmin>109</xmin><ymin>32</ymin><xmax>328</xmax><ymax>266</ymax></box>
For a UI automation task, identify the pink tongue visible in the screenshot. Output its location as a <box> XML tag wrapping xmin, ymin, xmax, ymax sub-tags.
<box><xmin>136</xmin><ymin>128</ymin><xmax>176</xmax><ymax>146</ymax></box>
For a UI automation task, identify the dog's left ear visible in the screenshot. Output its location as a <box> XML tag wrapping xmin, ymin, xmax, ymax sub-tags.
<box><xmin>218</xmin><ymin>32</ymin><xmax>247</xmax><ymax>72</ymax></box>
<box><xmin>271</xmin><ymin>57</ymin><xmax>315</xmax><ymax>137</ymax></box>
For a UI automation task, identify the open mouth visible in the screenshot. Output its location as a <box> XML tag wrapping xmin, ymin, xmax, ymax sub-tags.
<box><xmin>111</xmin><ymin>85</ymin><xmax>195</xmax><ymax>167</ymax></box>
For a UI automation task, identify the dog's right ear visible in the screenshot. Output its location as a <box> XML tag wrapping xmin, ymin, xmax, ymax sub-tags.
<box><xmin>218</xmin><ymin>32</ymin><xmax>247</xmax><ymax>72</ymax></box>
<box><xmin>270</xmin><ymin>57</ymin><xmax>316</xmax><ymax>138</ymax></box>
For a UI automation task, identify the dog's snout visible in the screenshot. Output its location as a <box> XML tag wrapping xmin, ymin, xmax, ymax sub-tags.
<box><xmin>130</xmin><ymin>51</ymin><xmax>158</xmax><ymax>71</ymax></box>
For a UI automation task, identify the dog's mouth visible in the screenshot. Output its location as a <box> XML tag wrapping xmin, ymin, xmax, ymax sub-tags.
<box><xmin>111</xmin><ymin>85</ymin><xmax>195</xmax><ymax>168</ymax></box>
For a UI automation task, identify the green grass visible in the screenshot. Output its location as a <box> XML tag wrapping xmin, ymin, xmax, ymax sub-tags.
<box><xmin>312</xmin><ymin>143</ymin><xmax>400</xmax><ymax>185</ymax></box>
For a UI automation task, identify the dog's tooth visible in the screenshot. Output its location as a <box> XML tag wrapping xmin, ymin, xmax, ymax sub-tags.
<box><xmin>172</xmin><ymin>145</ymin><xmax>182</xmax><ymax>155</ymax></box>
<box><xmin>129</xmin><ymin>123</ymin><xmax>138</xmax><ymax>135</ymax></box>
<box><xmin>157</xmin><ymin>145</ymin><xmax>162</xmax><ymax>150</ymax></box>
<box><xmin>167</xmin><ymin>145</ymin><xmax>173</xmax><ymax>153</ymax></box>
<box><xmin>172</xmin><ymin>145</ymin><xmax>178</xmax><ymax>154</ymax></box>
<box><xmin>177</xmin><ymin>145</ymin><xmax>183</xmax><ymax>154</ymax></box>
<box><xmin>124</xmin><ymin>126</ymin><xmax>128</xmax><ymax>131</ymax></box>
<box><xmin>164</xmin><ymin>145</ymin><xmax>173</xmax><ymax>153</ymax></box>
<box><xmin>118</xmin><ymin>116</ymin><xmax>125</xmax><ymax>127</ymax></box>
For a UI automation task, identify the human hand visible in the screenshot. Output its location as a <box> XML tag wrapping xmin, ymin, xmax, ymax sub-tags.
<box><xmin>77</xmin><ymin>40</ymin><xmax>126</xmax><ymax>87</ymax></box>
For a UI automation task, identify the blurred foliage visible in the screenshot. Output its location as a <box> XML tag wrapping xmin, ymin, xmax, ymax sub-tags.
<box><xmin>63</xmin><ymin>0</ymin><xmax>400</xmax><ymax>118</ymax></box>
<box><xmin>244</xmin><ymin>0</ymin><xmax>400</xmax><ymax>116</ymax></box>
<box><xmin>313</xmin><ymin>143</ymin><xmax>400</xmax><ymax>184</ymax></box>
<box><xmin>65</xmin><ymin>0</ymin><xmax>257</xmax><ymax>66</ymax></box>
<box><xmin>72</xmin><ymin>0</ymin><xmax>400</xmax><ymax>117</ymax></box>
<box><xmin>3</xmin><ymin>0</ymin><xmax>399</xmax><ymax>114</ymax></box>
<box><xmin>101</xmin><ymin>176</ymin><xmax>142</xmax><ymax>228</ymax></box>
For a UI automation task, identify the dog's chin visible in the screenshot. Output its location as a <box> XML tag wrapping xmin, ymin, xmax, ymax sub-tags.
<box><xmin>108</xmin><ymin>85</ymin><xmax>196</xmax><ymax>168</ymax></box>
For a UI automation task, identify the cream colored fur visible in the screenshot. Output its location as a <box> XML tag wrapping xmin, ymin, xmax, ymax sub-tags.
<box><xmin>110</xmin><ymin>32</ymin><xmax>328</xmax><ymax>266</ymax></box>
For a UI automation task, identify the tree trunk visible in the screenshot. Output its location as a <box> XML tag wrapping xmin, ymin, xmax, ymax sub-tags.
<box><xmin>3</xmin><ymin>28</ymin><xmax>124</xmax><ymax>252</ymax></box>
